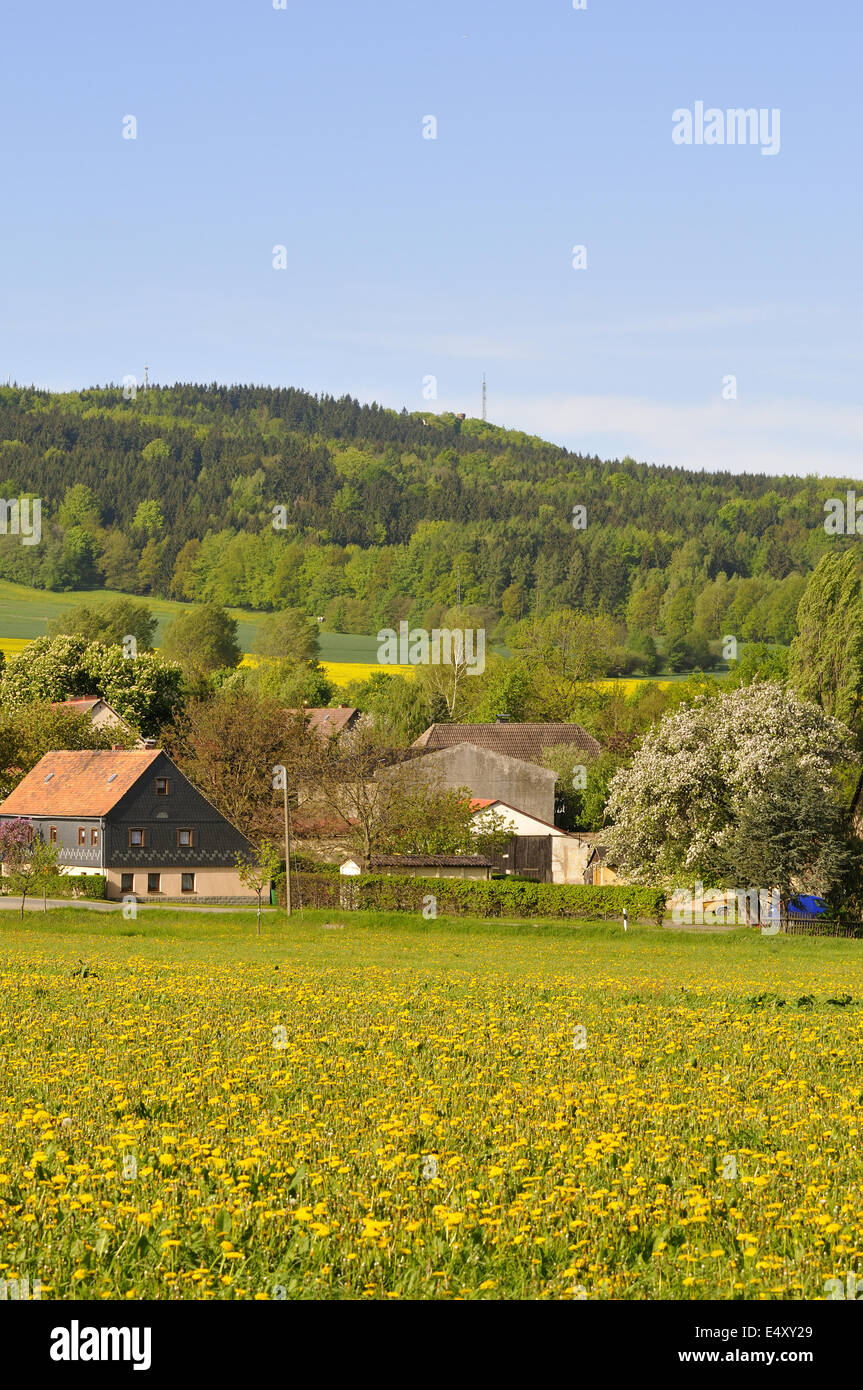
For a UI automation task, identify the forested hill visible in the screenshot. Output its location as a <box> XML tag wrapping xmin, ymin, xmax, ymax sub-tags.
<box><xmin>0</xmin><ymin>383</ymin><xmax>850</xmax><ymax>648</ymax></box>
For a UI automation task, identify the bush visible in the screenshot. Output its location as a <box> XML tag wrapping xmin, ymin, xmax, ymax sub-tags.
<box><xmin>274</xmin><ymin>871</ymin><xmax>340</xmax><ymax>909</ymax></box>
<box><xmin>78</xmin><ymin>875</ymin><xmax>107</xmax><ymax>899</ymax></box>
<box><xmin>341</xmin><ymin>876</ymin><xmax>666</xmax><ymax>923</ymax></box>
<box><xmin>0</xmin><ymin>872</ymin><xmax>106</xmax><ymax>900</ymax></box>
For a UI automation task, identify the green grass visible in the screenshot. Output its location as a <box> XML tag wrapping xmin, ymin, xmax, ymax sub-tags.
<box><xmin>1</xmin><ymin>908</ymin><xmax>861</xmax><ymax>1301</ymax></box>
<box><xmin>0</xmin><ymin>578</ymin><xmax>382</xmax><ymax>662</ymax></box>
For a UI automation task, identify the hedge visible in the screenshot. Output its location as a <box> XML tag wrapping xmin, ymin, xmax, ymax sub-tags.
<box><xmin>273</xmin><ymin>872</ymin><xmax>665</xmax><ymax>922</ymax></box>
<box><xmin>275</xmin><ymin>872</ymin><xmax>340</xmax><ymax>909</ymax></box>
<box><xmin>344</xmin><ymin>877</ymin><xmax>666</xmax><ymax>922</ymax></box>
<box><xmin>0</xmin><ymin>873</ymin><xmax>107</xmax><ymax>900</ymax></box>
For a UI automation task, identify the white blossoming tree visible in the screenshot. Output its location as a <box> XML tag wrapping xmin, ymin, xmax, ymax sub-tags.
<box><xmin>602</xmin><ymin>684</ymin><xmax>859</xmax><ymax>898</ymax></box>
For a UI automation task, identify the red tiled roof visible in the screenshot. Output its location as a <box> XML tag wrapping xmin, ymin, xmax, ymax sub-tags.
<box><xmin>287</xmin><ymin>706</ymin><xmax>358</xmax><ymax>738</ymax></box>
<box><xmin>412</xmin><ymin>723</ymin><xmax>601</xmax><ymax>761</ymax></box>
<box><xmin>0</xmin><ymin>749</ymin><xmax>161</xmax><ymax>818</ymax></box>
<box><xmin>50</xmin><ymin>696</ymin><xmax>102</xmax><ymax>712</ymax></box>
<box><xmin>468</xmin><ymin>798</ymin><xmax>589</xmax><ymax>838</ymax></box>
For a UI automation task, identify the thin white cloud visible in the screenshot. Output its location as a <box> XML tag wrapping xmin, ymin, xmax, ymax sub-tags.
<box><xmin>433</xmin><ymin>393</ymin><xmax>863</xmax><ymax>479</ymax></box>
<box><xmin>315</xmin><ymin>328</ymin><xmax>535</xmax><ymax>361</ymax></box>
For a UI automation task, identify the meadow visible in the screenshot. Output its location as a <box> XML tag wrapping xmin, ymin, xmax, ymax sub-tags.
<box><xmin>0</xmin><ymin>579</ymin><xmax>403</xmax><ymax>686</ymax></box>
<box><xmin>0</xmin><ymin>908</ymin><xmax>860</xmax><ymax>1301</ymax></box>
<box><xmin>0</xmin><ymin>579</ymin><xmax>682</xmax><ymax>690</ymax></box>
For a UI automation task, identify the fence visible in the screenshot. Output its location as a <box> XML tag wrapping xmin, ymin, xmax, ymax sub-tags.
<box><xmin>780</xmin><ymin>913</ymin><xmax>863</xmax><ymax>939</ymax></box>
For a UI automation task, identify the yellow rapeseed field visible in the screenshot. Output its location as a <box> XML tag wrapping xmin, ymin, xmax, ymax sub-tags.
<box><xmin>0</xmin><ymin>912</ymin><xmax>861</xmax><ymax>1301</ymax></box>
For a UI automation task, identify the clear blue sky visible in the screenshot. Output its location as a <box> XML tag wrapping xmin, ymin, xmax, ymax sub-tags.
<box><xmin>2</xmin><ymin>0</ymin><xmax>861</xmax><ymax>476</ymax></box>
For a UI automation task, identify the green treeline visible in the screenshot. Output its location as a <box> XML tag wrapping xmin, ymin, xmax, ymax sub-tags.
<box><xmin>0</xmin><ymin>382</ymin><xmax>855</xmax><ymax>654</ymax></box>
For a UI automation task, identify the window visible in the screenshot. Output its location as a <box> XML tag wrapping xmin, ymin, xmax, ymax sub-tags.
<box><xmin>49</xmin><ymin>826</ymin><xmax>57</xmax><ymax>844</ymax></box>
<box><xmin>91</xmin><ymin>828</ymin><xmax>99</xmax><ymax>846</ymax></box>
<box><xmin>181</xmin><ymin>873</ymin><xmax>196</xmax><ymax>893</ymax></box>
<box><xmin>78</xmin><ymin>827</ymin><xmax>86</xmax><ymax>845</ymax></box>
<box><xmin>177</xmin><ymin>828</ymin><xmax>194</xmax><ymax>848</ymax></box>
<box><xmin>147</xmin><ymin>873</ymin><xmax>161</xmax><ymax>894</ymax></box>
<box><xmin>121</xmin><ymin>873</ymin><xmax>134</xmax><ymax>893</ymax></box>
<box><xmin>129</xmin><ymin>829</ymin><xmax>146</xmax><ymax>848</ymax></box>
<box><xmin>155</xmin><ymin>778</ymin><xmax>170</xmax><ymax>796</ymax></box>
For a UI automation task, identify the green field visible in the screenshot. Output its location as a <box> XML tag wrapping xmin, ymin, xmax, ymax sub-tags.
<box><xmin>0</xmin><ymin>579</ymin><xmax>382</xmax><ymax>663</ymax></box>
<box><xmin>0</xmin><ymin>908</ymin><xmax>860</xmax><ymax>1300</ymax></box>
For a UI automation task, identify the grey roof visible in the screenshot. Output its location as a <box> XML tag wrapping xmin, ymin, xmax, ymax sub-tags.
<box><xmin>412</xmin><ymin>722</ymin><xmax>601</xmax><ymax>762</ymax></box>
<box><xmin>368</xmin><ymin>854</ymin><xmax>492</xmax><ymax>868</ymax></box>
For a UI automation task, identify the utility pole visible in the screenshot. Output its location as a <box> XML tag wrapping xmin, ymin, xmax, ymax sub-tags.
<box><xmin>273</xmin><ymin>765</ymin><xmax>292</xmax><ymax>916</ymax></box>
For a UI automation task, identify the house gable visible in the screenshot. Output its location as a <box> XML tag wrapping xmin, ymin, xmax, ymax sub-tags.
<box><xmin>105</xmin><ymin>753</ymin><xmax>251</xmax><ymax>869</ymax></box>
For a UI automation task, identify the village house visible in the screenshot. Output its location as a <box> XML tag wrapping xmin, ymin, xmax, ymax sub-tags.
<box><xmin>409</xmin><ymin>721</ymin><xmax>601</xmax><ymax>825</ymax></box>
<box><xmin>51</xmin><ymin>695</ymin><xmax>145</xmax><ymax>746</ymax></box>
<box><xmin>412</xmin><ymin>720</ymin><xmax>601</xmax><ymax>761</ymax></box>
<box><xmin>405</xmin><ymin>743</ymin><xmax>558</xmax><ymax>823</ymax></box>
<box><xmin>469</xmin><ymin>798</ymin><xmax>593</xmax><ymax>885</ymax></box>
<box><xmin>0</xmin><ymin>748</ymin><xmax>256</xmax><ymax>903</ymax></box>
<box><xmin>289</xmin><ymin>705</ymin><xmax>360</xmax><ymax>740</ymax></box>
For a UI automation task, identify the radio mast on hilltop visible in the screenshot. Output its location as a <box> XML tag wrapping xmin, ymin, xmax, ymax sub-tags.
<box><xmin>143</xmin><ymin>364</ymin><xmax>150</xmax><ymax>392</ymax></box>
<box><xmin>481</xmin><ymin>372</ymin><xmax>487</xmax><ymax>422</ymax></box>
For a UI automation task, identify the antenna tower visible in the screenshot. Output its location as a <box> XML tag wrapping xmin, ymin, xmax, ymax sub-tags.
<box><xmin>481</xmin><ymin>372</ymin><xmax>487</xmax><ymax>422</ymax></box>
<box><xmin>143</xmin><ymin>364</ymin><xmax>150</xmax><ymax>392</ymax></box>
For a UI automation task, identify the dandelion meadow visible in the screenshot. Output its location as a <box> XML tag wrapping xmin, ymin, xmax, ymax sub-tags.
<box><xmin>0</xmin><ymin>909</ymin><xmax>861</xmax><ymax>1301</ymax></box>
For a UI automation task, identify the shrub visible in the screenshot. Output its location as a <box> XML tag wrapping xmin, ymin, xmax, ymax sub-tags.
<box><xmin>0</xmin><ymin>873</ymin><xmax>106</xmax><ymax>900</ymax></box>
<box><xmin>341</xmin><ymin>876</ymin><xmax>666</xmax><ymax>923</ymax></box>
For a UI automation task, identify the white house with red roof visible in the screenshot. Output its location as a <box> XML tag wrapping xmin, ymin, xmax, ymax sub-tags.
<box><xmin>469</xmin><ymin>797</ymin><xmax>593</xmax><ymax>885</ymax></box>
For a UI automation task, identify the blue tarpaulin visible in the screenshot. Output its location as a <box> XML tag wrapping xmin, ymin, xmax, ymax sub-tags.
<box><xmin>788</xmin><ymin>894</ymin><xmax>829</xmax><ymax>917</ymax></box>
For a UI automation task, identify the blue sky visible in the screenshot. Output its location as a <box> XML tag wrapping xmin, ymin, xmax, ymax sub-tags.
<box><xmin>1</xmin><ymin>0</ymin><xmax>861</xmax><ymax>476</ymax></box>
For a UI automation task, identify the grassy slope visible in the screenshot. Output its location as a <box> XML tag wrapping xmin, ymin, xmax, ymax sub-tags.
<box><xmin>0</xmin><ymin>579</ymin><xmax>384</xmax><ymax>664</ymax></box>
